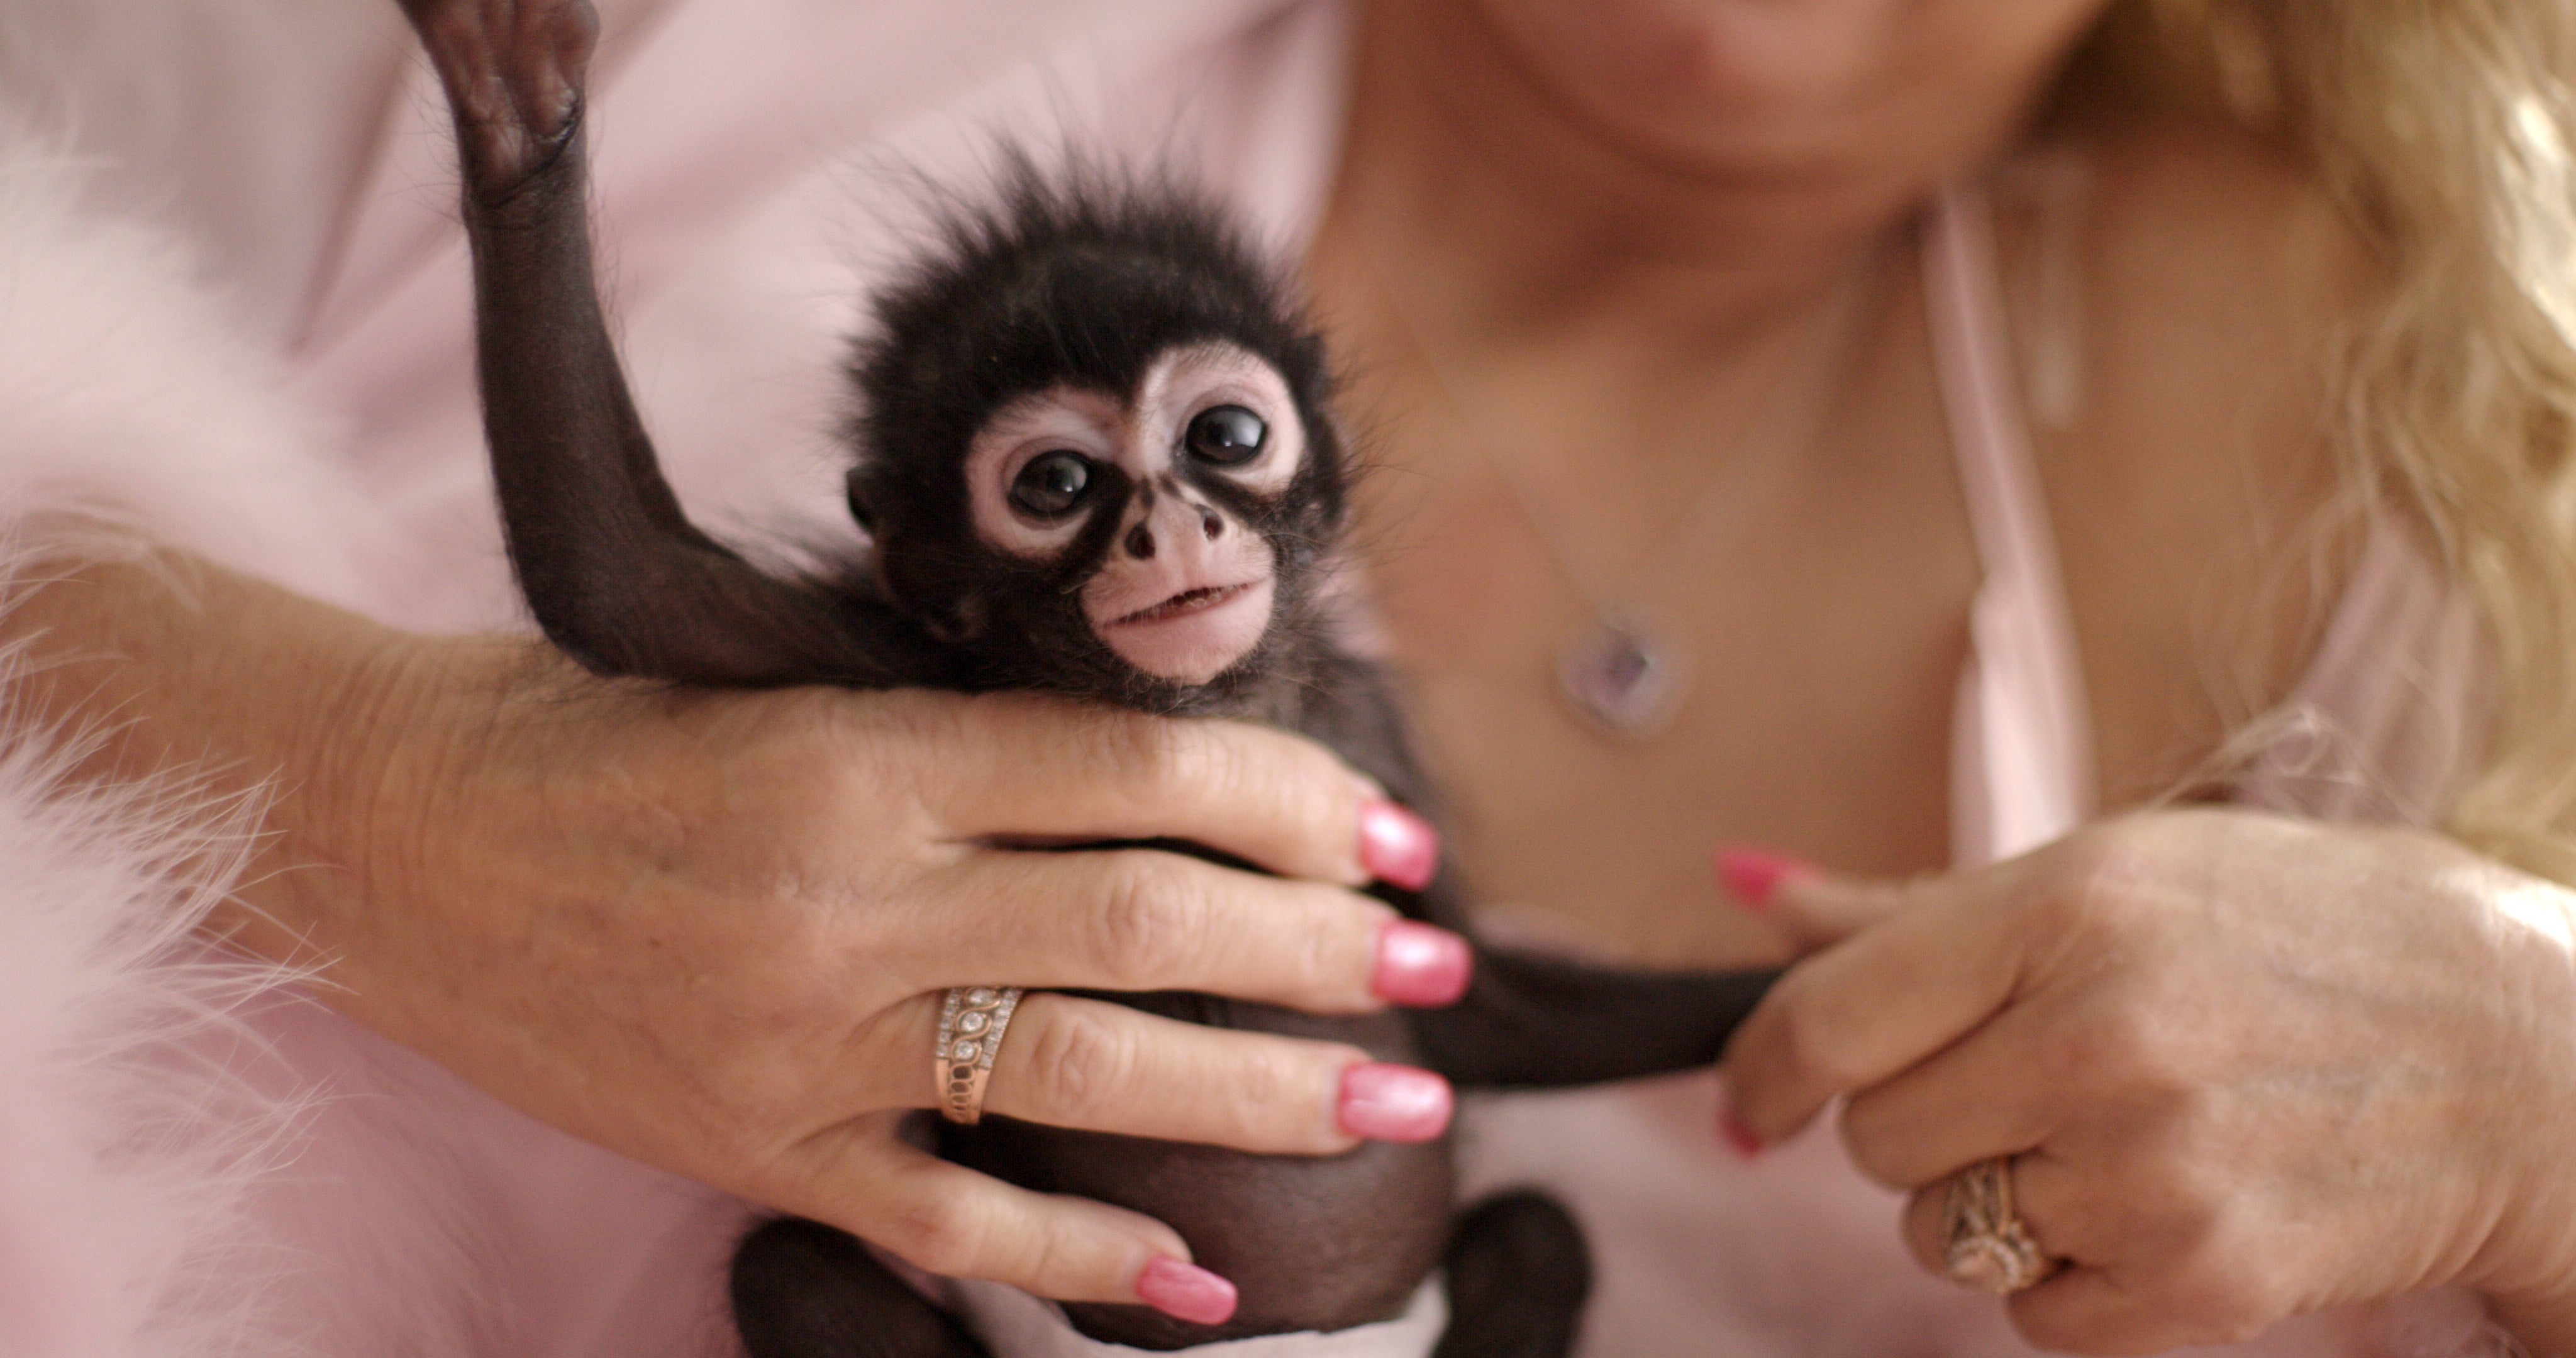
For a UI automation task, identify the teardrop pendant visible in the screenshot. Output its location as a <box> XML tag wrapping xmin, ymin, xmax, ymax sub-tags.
<box><xmin>1555</xmin><ymin>610</ymin><xmax>1689</xmax><ymax>741</ymax></box>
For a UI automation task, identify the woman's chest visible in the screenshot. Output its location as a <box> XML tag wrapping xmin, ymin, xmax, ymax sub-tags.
<box><xmin>1335</xmin><ymin>288</ymin><xmax>1983</xmax><ymax>967</ymax></box>
<box><xmin>1367</xmin><ymin>518</ymin><xmax>1977</xmax><ymax>967</ymax></box>
<box><xmin>1322</xmin><ymin>219</ymin><xmax>2345</xmax><ymax>968</ymax></box>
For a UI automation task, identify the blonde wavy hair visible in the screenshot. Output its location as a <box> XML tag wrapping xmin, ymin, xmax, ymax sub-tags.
<box><xmin>2079</xmin><ymin>0</ymin><xmax>2576</xmax><ymax>878</ymax></box>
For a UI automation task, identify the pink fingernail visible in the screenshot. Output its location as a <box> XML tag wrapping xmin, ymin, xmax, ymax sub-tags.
<box><xmin>1338</xmin><ymin>1062</ymin><xmax>1455</xmax><ymax>1142</ymax></box>
<box><xmin>1714</xmin><ymin>847</ymin><xmax>1814</xmax><ymax>909</ymax></box>
<box><xmin>1135</xmin><ymin>1256</ymin><xmax>1238</xmax><ymax>1326</ymax></box>
<box><xmin>1719</xmin><ymin>1106</ymin><xmax>1765</xmax><ymax>1159</ymax></box>
<box><xmin>1372</xmin><ymin>920</ymin><xmax>1472</xmax><ymax>1006</ymax></box>
<box><xmin>1359</xmin><ymin>800</ymin><xmax>1440</xmax><ymax>892</ymax></box>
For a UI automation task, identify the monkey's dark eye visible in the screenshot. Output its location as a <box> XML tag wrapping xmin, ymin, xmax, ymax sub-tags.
<box><xmin>1009</xmin><ymin>451</ymin><xmax>1095</xmax><ymax>519</ymax></box>
<box><xmin>1185</xmin><ymin>406</ymin><xmax>1267</xmax><ymax>467</ymax></box>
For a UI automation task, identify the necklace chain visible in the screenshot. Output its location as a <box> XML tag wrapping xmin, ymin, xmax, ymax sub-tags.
<box><xmin>1353</xmin><ymin>237</ymin><xmax>1882</xmax><ymax>739</ymax></box>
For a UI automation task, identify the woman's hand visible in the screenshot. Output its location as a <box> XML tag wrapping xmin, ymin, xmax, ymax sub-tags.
<box><xmin>1718</xmin><ymin>811</ymin><xmax>2576</xmax><ymax>1354</ymax></box>
<box><xmin>11</xmin><ymin>552</ymin><xmax>1465</xmax><ymax>1322</ymax></box>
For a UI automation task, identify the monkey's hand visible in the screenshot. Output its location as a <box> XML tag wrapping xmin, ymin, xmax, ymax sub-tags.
<box><xmin>8</xmin><ymin>553</ymin><xmax>1468</xmax><ymax>1322</ymax></box>
<box><xmin>396</xmin><ymin>0</ymin><xmax>599</xmax><ymax>194</ymax></box>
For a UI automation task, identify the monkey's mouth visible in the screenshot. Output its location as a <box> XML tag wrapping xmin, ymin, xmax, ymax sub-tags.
<box><xmin>1111</xmin><ymin>581</ymin><xmax>1258</xmax><ymax>627</ymax></box>
<box><xmin>1091</xmin><ymin>573</ymin><xmax>1278</xmax><ymax>685</ymax></box>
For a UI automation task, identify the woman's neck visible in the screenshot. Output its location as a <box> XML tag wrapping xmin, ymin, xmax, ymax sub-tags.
<box><xmin>1331</xmin><ymin>0</ymin><xmax>2042</xmax><ymax>355</ymax></box>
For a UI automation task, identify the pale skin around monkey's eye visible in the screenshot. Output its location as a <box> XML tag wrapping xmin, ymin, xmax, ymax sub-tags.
<box><xmin>965</xmin><ymin>389</ymin><xmax>1126</xmax><ymax>558</ymax></box>
<box><xmin>962</xmin><ymin>346</ymin><xmax>1305</xmax><ymax>561</ymax></box>
<box><xmin>1147</xmin><ymin>345</ymin><xmax>1304</xmax><ymax>499</ymax></box>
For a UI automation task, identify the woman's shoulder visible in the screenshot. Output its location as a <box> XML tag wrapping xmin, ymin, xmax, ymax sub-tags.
<box><xmin>2126</xmin><ymin>117</ymin><xmax>2370</xmax><ymax>294</ymax></box>
<box><xmin>1991</xmin><ymin>113</ymin><xmax>2382</xmax><ymax>807</ymax></box>
<box><xmin>2039</xmin><ymin>113</ymin><xmax>2377</xmax><ymax>397</ymax></box>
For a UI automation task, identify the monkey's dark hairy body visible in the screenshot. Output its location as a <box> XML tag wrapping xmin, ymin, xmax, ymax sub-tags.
<box><xmin>393</xmin><ymin>2</ymin><xmax>1777</xmax><ymax>1353</ymax></box>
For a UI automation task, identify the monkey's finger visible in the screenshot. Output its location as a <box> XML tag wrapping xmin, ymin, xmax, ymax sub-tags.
<box><xmin>913</xmin><ymin>847</ymin><xmax>1467</xmax><ymax>1015</ymax></box>
<box><xmin>858</xmin><ymin>990</ymin><xmax>1438</xmax><ymax>1154</ymax></box>
<box><xmin>928</xmin><ymin>692</ymin><xmax>1390</xmax><ymax>888</ymax></box>
<box><xmin>781</xmin><ymin>1113</ymin><xmax>1235</xmax><ymax>1319</ymax></box>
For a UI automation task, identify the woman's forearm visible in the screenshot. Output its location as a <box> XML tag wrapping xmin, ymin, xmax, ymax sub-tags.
<box><xmin>0</xmin><ymin>539</ymin><xmax>1485</xmax><ymax>1309</ymax></box>
<box><xmin>0</xmin><ymin>548</ymin><xmax>445</xmax><ymax>972</ymax></box>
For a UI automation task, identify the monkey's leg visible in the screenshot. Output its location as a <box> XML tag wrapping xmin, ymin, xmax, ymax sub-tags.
<box><xmin>733</xmin><ymin>1217</ymin><xmax>990</xmax><ymax>1358</ymax></box>
<box><xmin>1429</xmin><ymin>1191</ymin><xmax>1591</xmax><ymax>1358</ymax></box>
<box><xmin>393</xmin><ymin>0</ymin><xmax>869</xmax><ymax>685</ymax></box>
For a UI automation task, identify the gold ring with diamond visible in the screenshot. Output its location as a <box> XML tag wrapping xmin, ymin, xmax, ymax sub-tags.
<box><xmin>935</xmin><ymin>986</ymin><xmax>1023</xmax><ymax>1125</ymax></box>
<box><xmin>1942</xmin><ymin>1156</ymin><xmax>2055</xmax><ymax>1293</ymax></box>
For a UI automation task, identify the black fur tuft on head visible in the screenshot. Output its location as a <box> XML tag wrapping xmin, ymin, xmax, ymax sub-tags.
<box><xmin>841</xmin><ymin>150</ymin><xmax>1347</xmax><ymax>710</ymax></box>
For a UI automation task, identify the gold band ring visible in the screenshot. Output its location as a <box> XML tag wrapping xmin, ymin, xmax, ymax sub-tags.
<box><xmin>1942</xmin><ymin>1156</ymin><xmax>2055</xmax><ymax>1293</ymax></box>
<box><xmin>935</xmin><ymin>986</ymin><xmax>1024</xmax><ymax>1125</ymax></box>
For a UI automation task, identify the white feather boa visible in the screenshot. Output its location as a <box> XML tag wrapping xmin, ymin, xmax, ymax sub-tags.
<box><xmin>0</xmin><ymin>715</ymin><xmax>298</xmax><ymax>1358</ymax></box>
<box><xmin>0</xmin><ymin>144</ymin><xmax>511</xmax><ymax>1357</ymax></box>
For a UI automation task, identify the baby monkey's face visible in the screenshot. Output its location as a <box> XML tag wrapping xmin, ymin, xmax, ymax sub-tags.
<box><xmin>962</xmin><ymin>342</ymin><xmax>1303</xmax><ymax>685</ymax></box>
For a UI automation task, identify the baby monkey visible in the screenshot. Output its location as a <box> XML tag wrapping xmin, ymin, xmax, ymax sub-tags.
<box><xmin>394</xmin><ymin>2</ymin><xmax>1779</xmax><ymax>1354</ymax></box>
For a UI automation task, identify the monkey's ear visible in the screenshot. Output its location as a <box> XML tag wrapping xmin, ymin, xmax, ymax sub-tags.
<box><xmin>844</xmin><ymin>467</ymin><xmax>879</xmax><ymax>535</ymax></box>
<box><xmin>923</xmin><ymin>593</ymin><xmax>989</xmax><ymax>645</ymax></box>
<box><xmin>870</xmin><ymin>534</ymin><xmax>987</xmax><ymax>644</ymax></box>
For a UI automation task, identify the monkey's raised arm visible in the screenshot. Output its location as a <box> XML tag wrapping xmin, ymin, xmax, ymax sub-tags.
<box><xmin>402</xmin><ymin>0</ymin><xmax>875</xmax><ymax>686</ymax></box>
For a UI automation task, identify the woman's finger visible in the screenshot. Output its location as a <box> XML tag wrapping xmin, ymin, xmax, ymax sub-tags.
<box><xmin>1899</xmin><ymin>1171</ymin><xmax>1964</xmax><ymax>1276</ymax></box>
<box><xmin>1897</xmin><ymin>1157</ymin><xmax>2092</xmax><ymax>1319</ymax></box>
<box><xmin>1716</xmin><ymin>847</ymin><xmax>1913</xmax><ymax>951</ymax></box>
<box><xmin>982</xmin><ymin>997</ymin><xmax>1445</xmax><ymax>1152</ymax></box>
<box><xmin>1897</xmin><ymin>1149</ymin><xmax>2094</xmax><ymax>1278</ymax></box>
<box><xmin>786</xmin><ymin>1117</ymin><xmax>1218</xmax><ymax>1311</ymax></box>
<box><xmin>1724</xmin><ymin>860</ymin><xmax>2035</xmax><ymax>1140</ymax></box>
<box><xmin>1838</xmin><ymin>993</ymin><xmax>2075</xmax><ymax>1190</ymax></box>
<box><xmin>1896</xmin><ymin>1179</ymin><xmax>2129</xmax><ymax>1353</ymax></box>
<box><xmin>2009</xmin><ymin>1267</ymin><xmax>2211</xmax><ymax>1356</ymax></box>
<box><xmin>1901</xmin><ymin>1152</ymin><xmax>2230</xmax><ymax>1353</ymax></box>
<box><xmin>918</xmin><ymin>692</ymin><xmax>1404</xmax><ymax>888</ymax></box>
<box><xmin>915</xmin><ymin>847</ymin><xmax>1466</xmax><ymax>1013</ymax></box>
<box><xmin>866</xmin><ymin>991</ymin><xmax>1445</xmax><ymax>1153</ymax></box>
<box><xmin>1905</xmin><ymin>1165</ymin><xmax>2226</xmax><ymax>1355</ymax></box>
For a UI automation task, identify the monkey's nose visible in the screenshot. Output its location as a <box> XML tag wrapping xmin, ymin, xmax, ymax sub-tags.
<box><xmin>1201</xmin><ymin>507</ymin><xmax>1223</xmax><ymax>540</ymax></box>
<box><xmin>1124</xmin><ymin>523</ymin><xmax>1156</xmax><ymax>560</ymax></box>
